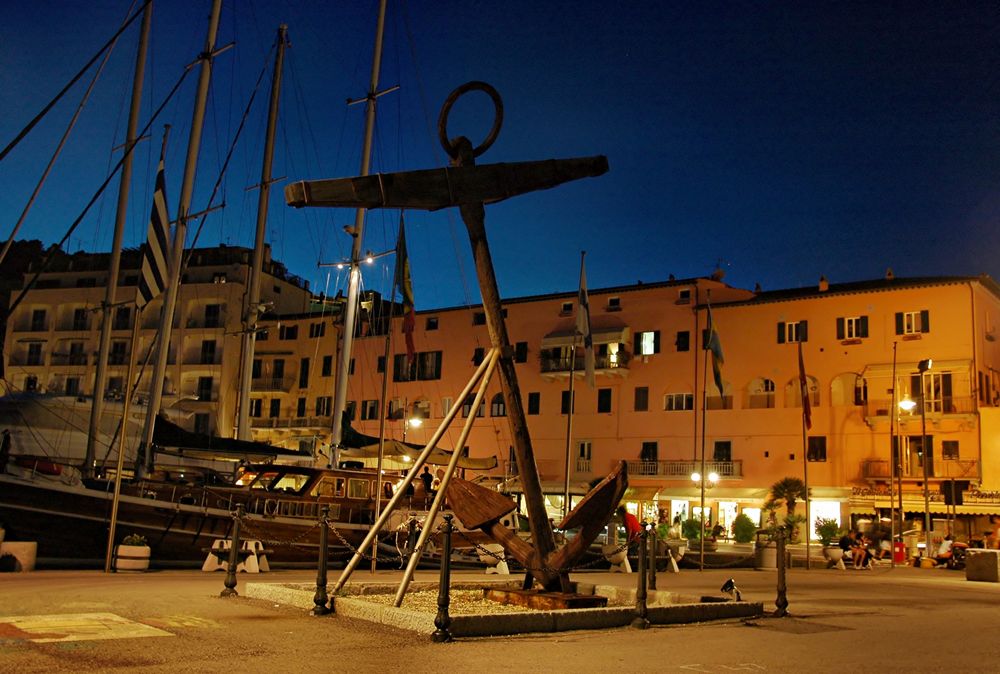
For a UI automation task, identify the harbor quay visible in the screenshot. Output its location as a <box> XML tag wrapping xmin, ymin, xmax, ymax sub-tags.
<box><xmin>1</xmin><ymin>565</ymin><xmax>998</xmax><ymax>673</ymax></box>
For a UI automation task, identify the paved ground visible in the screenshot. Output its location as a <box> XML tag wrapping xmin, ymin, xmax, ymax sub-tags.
<box><xmin>1</xmin><ymin>564</ymin><xmax>999</xmax><ymax>673</ymax></box>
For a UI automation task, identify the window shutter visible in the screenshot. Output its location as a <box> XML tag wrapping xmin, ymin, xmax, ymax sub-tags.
<box><xmin>920</xmin><ymin>309</ymin><xmax>930</xmax><ymax>333</ymax></box>
<box><xmin>653</xmin><ymin>330</ymin><xmax>661</xmax><ymax>354</ymax></box>
<box><xmin>799</xmin><ymin>320</ymin><xmax>808</xmax><ymax>342</ymax></box>
<box><xmin>895</xmin><ymin>312</ymin><xmax>904</xmax><ymax>335</ymax></box>
<box><xmin>836</xmin><ymin>317</ymin><xmax>845</xmax><ymax>340</ymax></box>
<box><xmin>634</xmin><ymin>333</ymin><xmax>641</xmax><ymax>354</ymax></box>
<box><xmin>859</xmin><ymin>315</ymin><xmax>869</xmax><ymax>338</ymax></box>
<box><xmin>777</xmin><ymin>322</ymin><xmax>786</xmax><ymax>344</ymax></box>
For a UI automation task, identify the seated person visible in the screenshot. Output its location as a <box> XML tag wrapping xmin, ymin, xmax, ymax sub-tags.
<box><xmin>838</xmin><ymin>532</ymin><xmax>855</xmax><ymax>563</ymax></box>
<box><xmin>852</xmin><ymin>532</ymin><xmax>870</xmax><ymax>569</ymax></box>
<box><xmin>934</xmin><ymin>534</ymin><xmax>954</xmax><ymax>564</ymax></box>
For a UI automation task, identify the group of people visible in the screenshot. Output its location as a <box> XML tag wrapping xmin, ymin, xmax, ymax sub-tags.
<box><xmin>838</xmin><ymin>530</ymin><xmax>889</xmax><ymax>569</ymax></box>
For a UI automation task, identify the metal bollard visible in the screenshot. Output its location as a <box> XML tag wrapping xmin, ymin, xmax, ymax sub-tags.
<box><xmin>221</xmin><ymin>503</ymin><xmax>244</xmax><ymax>597</ymax></box>
<box><xmin>648</xmin><ymin>525</ymin><xmax>657</xmax><ymax>590</ymax></box>
<box><xmin>431</xmin><ymin>514</ymin><xmax>454</xmax><ymax>643</ymax></box>
<box><xmin>774</xmin><ymin>525</ymin><xmax>789</xmax><ymax>617</ymax></box>
<box><xmin>312</xmin><ymin>505</ymin><xmax>331</xmax><ymax>615</ymax></box>
<box><xmin>631</xmin><ymin>522</ymin><xmax>650</xmax><ymax>629</ymax></box>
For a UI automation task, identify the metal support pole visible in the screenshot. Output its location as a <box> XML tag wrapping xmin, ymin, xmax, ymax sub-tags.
<box><xmin>921</xmin><ymin>391</ymin><xmax>933</xmax><ymax>562</ymax></box>
<box><xmin>431</xmin><ymin>515</ymin><xmax>454</xmax><ymax>643</ymax></box>
<box><xmin>631</xmin><ymin>522</ymin><xmax>650</xmax><ymax>629</ymax></box>
<box><xmin>774</xmin><ymin>526</ymin><xmax>788</xmax><ymax>617</ymax></box>
<box><xmin>647</xmin><ymin>523</ymin><xmax>657</xmax><ymax>590</ymax></box>
<box><xmin>221</xmin><ymin>504</ymin><xmax>244</xmax><ymax>597</ymax></box>
<box><xmin>312</xmin><ymin>506</ymin><xmax>330</xmax><ymax>615</ymax></box>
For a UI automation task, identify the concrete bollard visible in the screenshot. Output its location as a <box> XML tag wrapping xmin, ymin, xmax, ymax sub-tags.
<box><xmin>431</xmin><ymin>515</ymin><xmax>454</xmax><ymax>643</ymax></box>
<box><xmin>221</xmin><ymin>504</ymin><xmax>244</xmax><ymax>597</ymax></box>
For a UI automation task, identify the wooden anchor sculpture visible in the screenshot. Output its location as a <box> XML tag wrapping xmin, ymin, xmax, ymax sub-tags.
<box><xmin>286</xmin><ymin>81</ymin><xmax>617</xmax><ymax>592</ymax></box>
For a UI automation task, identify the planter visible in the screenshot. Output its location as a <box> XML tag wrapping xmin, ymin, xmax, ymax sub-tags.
<box><xmin>0</xmin><ymin>541</ymin><xmax>37</xmax><ymax>572</ymax></box>
<box><xmin>754</xmin><ymin>541</ymin><xmax>777</xmax><ymax>569</ymax></box>
<box><xmin>602</xmin><ymin>543</ymin><xmax>627</xmax><ymax>565</ymax></box>
<box><xmin>114</xmin><ymin>544</ymin><xmax>151</xmax><ymax>572</ymax></box>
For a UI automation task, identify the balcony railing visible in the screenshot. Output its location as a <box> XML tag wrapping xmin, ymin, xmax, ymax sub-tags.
<box><xmin>250</xmin><ymin>376</ymin><xmax>295</xmax><ymax>392</ymax></box>
<box><xmin>862</xmin><ymin>458</ymin><xmax>980</xmax><ymax>480</ymax></box>
<box><xmin>864</xmin><ymin>396</ymin><xmax>977</xmax><ymax>418</ymax></box>
<box><xmin>250</xmin><ymin>415</ymin><xmax>332</xmax><ymax>429</ymax></box>
<box><xmin>503</xmin><ymin>458</ymin><xmax>563</xmax><ymax>481</ymax></box>
<box><xmin>625</xmin><ymin>459</ymin><xmax>743</xmax><ymax>479</ymax></box>
<box><xmin>540</xmin><ymin>352</ymin><xmax>631</xmax><ymax>374</ymax></box>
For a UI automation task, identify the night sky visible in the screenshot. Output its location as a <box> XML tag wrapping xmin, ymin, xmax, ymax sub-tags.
<box><xmin>2</xmin><ymin>1</ymin><xmax>1000</xmax><ymax>310</ymax></box>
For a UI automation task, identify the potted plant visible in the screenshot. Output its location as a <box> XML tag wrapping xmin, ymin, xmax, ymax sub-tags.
<box><xmin>115</xmin><ymin>533</ymin><xmax>151</xmax><ymax>572</ymax></box>
<box><xmin>767</xmin><ymin>476</ymin><xmax>807</xmax><ymax>542</ymax></box>
<box><xmin>815</xmin><ymin>517</ymin><xmax>844</xmax><ymax>566</ymax></box>
<box><xmin>732</xmin><ymin>513</ymin><xmax>757</xmax><ymax>544</ymax></box>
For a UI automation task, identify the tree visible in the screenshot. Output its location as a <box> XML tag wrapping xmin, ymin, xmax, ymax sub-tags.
<box><xmin>767</xmin><ymin>476</ymin><xmax>807</xmax><ymax>519</ymax></box>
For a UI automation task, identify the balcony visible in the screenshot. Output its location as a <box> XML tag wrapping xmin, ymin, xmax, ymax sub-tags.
<box><xmin>250</xmin><ymin>415</ymin><xmax>332</xmax><ymax>430</ymax></box>
<box><xmin>251</xmin><ymin>376</ymin><xmax>295</xmax><ymax>392</ymax></box>
<box><xmin>861</xmin><ymin>458</ymin><xmax>979</xmax><ymax>480</ymax></box>
<box><xmin>625</xmin><ymin>459</ymin><xmax>743</xmax><ymax>479</ymax></box>
<box><xmin>540</xmin><ymin>352</ymin><xmax>631</xmax><ymax>378</ymax></box>
<box><xmin>864</xmin><ymin>396</ymin><xmax>977</xmax><ymax>420</ymax></box>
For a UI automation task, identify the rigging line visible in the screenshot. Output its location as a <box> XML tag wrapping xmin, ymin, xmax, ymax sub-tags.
<box><xmin>6</xmin><ymin>66</ymin><xmax>193</xmax><ymax>320</ymax></box>
<box><xmin>184</xmin><ymin>43</ymin><xmax>272</xmax><ymax>254</ymax></box>
<box><xmin>0</xmin><ymin>0</ymin><xmax>153</xmax><ymax>163</ymax></box>
<box><xmin>0</xmin><ymin>9</ymin><xmax>124</xmax><ymax>269</ymax></box>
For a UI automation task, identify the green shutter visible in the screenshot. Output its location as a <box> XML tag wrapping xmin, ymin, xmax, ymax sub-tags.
<box><xmin>895</xmin><ymin>312</ymin><xmax>904</xmax><ymax>335</ymax></box>
<box><xmin>920</xmin><ymin>309</ymin><xmax>930</xmax><ymax>333</ymax></box>
<box><xmin>777</xmin><ymin>322</ymin><xmax>786</xmax><ymax>344</ymax></box>
<box><xmin>800</xmin><ymin>320</ymin><xmax>808</xmax><ymax>342</ymax></box>
<box><xmin>836</xmin><ymin>317</ymin><xmax>845</xmax><ymax>340</ymax></box>
<box><xmin>859</xmin><ymin>315</ymin><xmax>869</xmax><ymax>338</ymax></box>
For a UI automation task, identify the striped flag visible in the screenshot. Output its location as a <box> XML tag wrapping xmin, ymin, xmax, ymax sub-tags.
<box><xmin>577</xmin><ymin>252</ymin><xmax>595</xmax><ymax>387</ymax></box>
<box><xmin>706</xmin><ymin>302</ymin><xmax>725</xmax><ymax>396</ymax></box>
<box><xmin>137</xmin><ymin>141</ymin><xmax>170</xmax><ymax>309</ymax></box>
<box><xmin>798</xmin><ymin>341</ymin><xmax>812</xmax><ymax>430</ymax></box>
<box><xmin>393</xmin><ymin>215</ymin><xmax>416</xmax><ymax>365</ymax></box>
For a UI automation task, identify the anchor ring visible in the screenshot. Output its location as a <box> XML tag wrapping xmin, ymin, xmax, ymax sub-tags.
<box><xmin>437</xmin><ymin>81</ymin><xmax>503</xmax><ymax>159</ymax></box>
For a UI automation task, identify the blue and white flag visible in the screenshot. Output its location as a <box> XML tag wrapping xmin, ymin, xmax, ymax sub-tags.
<box><xmin>137</xmin><ymin>140</ymin><xmax>170</xmax><ymax>309</ymax></box>
<box><xmin>577</xmin><ymin>252</ymin><xmax>595</xmax><ymax>387</ymax></box>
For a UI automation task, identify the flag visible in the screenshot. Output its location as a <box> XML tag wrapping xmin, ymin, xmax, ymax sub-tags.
<box><xmin>137</xmin><ymin>141</ymin><xmax>171</xmax><ymax>309</ymax></box>
<box><xmin>798</xmin><ymin>341</ymin><xmax>812</xmax><ymax>430</ymax></box>
<box><xmin>393</xmin><ymin>215</ymin><xmax>416</xmax><ymax>365</ymax></box>
<box><xmin>706</xmin><ymin>302</ymin><xmax>725</xmax><ymax>396</ymax></box>
<box><xmin>577</xmin><ymin>252</ymin><xmax>595</xmax><ymax>387</ymax></box>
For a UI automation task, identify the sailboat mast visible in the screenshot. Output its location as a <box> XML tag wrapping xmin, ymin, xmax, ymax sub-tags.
<box><xmin>84</xmin><ymin>1</ymin><xmax>152</xmax><ymax>477</ymax></box>
<box><xmin>329</xmin><ymin>0</ymin><xmax>389</xmax><ymax>465</ymax></box>
<box><xmin>140</xmin><ymin>0</ymin><xmax>224</xmax><ymax>467</ymax></box>
<box><xmin>236</xmin><ymin>25</ymin><xmax>289</xmax><ymax>440</ymax></box>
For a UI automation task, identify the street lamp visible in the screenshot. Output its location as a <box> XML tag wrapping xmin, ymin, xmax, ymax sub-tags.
<box><xmin>899</xmin><ymin>358</ymin><xmax>933</xmax><ymax>562</ymax></box>
<box><xmin>692</xmin><ymin>471</ymin><xmax>719</xmax><ymax>570</ymax></box>
<box><xmin>402</xmin><ymin>415</ymin><xmax>422</xmax><ymax>441</ymax></box>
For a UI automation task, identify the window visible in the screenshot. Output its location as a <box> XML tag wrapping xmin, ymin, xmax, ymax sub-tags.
<box><xmin>490</xmin><ymin>393</ymin><xmax>506</xmax><ymax>417</ymax></box>
<box><xmin>257</xmin><ymin>328</ymin><xmax>268</xmax><ymax>342</ymax></box>
<box><xmin>213</xmin><ymin>273</ymin><xmax>227</xmax><ymax>284</ymax></box>
<box><xmin>461</xmin><ymin>395</ymin><xmax>484</xmax><ymax>418</ymax></box>
<box><xmin>197</xmin><ymin>376</ymin><xmax>214</xmax><ymax>401</ymax></box>
<box><xmin>747</xmin><ymin>378</ymin><xmax>775</xmax><ymax>409</ymax></box>
<box><xmin>346</xmin><ymin>400</ymin><xmax>357</xmax><ymax>421</ymax></box>
<box><xmin>640</xmin><ymin>441</ymin><xmax>658</xmax><ymax>462</ymax></box>
<box><xmin>361</xmin><ymin>400</ymin><xmax>379</xmax><ymax>420</ymax></box>
<box><xmin>200</xmin><ymin>340</ymin><xmax>216</xmax><ymax>365</ymax></box>
<box><xmin>837</xmin><ymin>316</ymin><xmax>869</xmax><ymax>340</ymax></box>
<box><xmin>279</xmin><ymin>324</ymin><xmax>298</xmax><ymax>340</ymax></box>
<box><xmin>322</xmin><ymin>355</ymin><xmax>333</xmax><ymax>377</ymax></box>
<box><xmin>113</xmin><ymin>307</ymin><xmax>131</xmax><ymax>330</ymax></box>
<box><xmin>296</xmin><ymin>397</ymin><xmax>306</xmax><ymax>417</ymax></box>
<box><xmin>634</xmin><ymin>330</ymin><xmax>660</xmax><ymax>356</ymax></box>
<box><xmin>561</xmin><ymin>390</ymin><xmax>574</xmax><ymax>415</ymax></box>
<box><xmin>309</xmin><ymin>322</ymin><xmax>325</xmax><ymax>338</ymax></box>
<box><xmin>777</xmin><ymin>320</ymin><xmax>808</xmax><ymax>343</ymax></box>
<box><xmin>442</xmin><ymin>397</ymin><xmax>453</xmax><ymax>417</ymax></box>
<box><xmin>194</xmin><ymin>413</ymin><xmax>211</xmax><ymax>435</ymax></box>
<box><xmin>299</xmin><ymin>358</ymin><xmax>309</xmax><ymax>388</ymax></box>
<box><xmin>664</xmin><ymin>393</ymin><xmax>694</xmax><ymax>411</ymax></box>
<box><xmin>377</xmin><ymin>356</ymin><xmax>385</xmax><ymax>374</ymax></box>
<box><xmin>347</xmin><ymin>478</ymin><xmax>369</xmax><ymax>499</ymax></box>
<box><xmin>634</xmin><ymin>386</ymin><xmax>649</xmax><ymax>412</ymax></box>
<box><xmin>473</xmin><ymin>312</ymin><xmax>486</xmax><ymax>326</ymax></box>
<box><xmin>713</xmin><ymin>440</ymin><xmax>732</xmax><ymax>462</ymax></box>
<box><xmin>472</xmin><ymin>347</ymin><xmax>485</xmax><ymax>366</ymax></box>
<box><xmin>65</xmin><ymin>377</ymin><xmax>80</xmax><ymax>396</ymax></box>
<box><xmin>910</xmin><ymin>371</ymin><xmax>952</xmax><ymax>414</ymax></box>
<box><xmin>426</xmin><ymin>317</ymin><xmax>439</xmax><ymax>330</ymax></box>
<box><xmin>527</xmin><ymin>392</ymin><xmax>540</xmax><ymax>415</ymax></box>
<box><xmin>514</xmin><ymin>342</ymin><xmax>528</xmax><ymax>363</ymax></box>
<box><xmin>108</xmin><ymin>339</ymin><xmax>128</xmax><ymax>365</ymax></box>
<box><xmin>72</xmin><ymin>308</ymin><xmax>88</xmax><ymax>331</ymax></box>
<box><xmin>387</xmin><ymin>398</ymin><xmax>403</xmax><ymax>420</ymax></box>
<box><xmin>105</xmin><ymin>377</ymin><xmax>123</xmax><ymax>399</ymax></box>
<box><xmin>577</xmin><ymin>441</ymin><xmax>592</xmax><ymax>471</ymax></box>
<box><xmin>607</xmin><ymin>296</ymin><xmax>621</xmax><ymax>311</ymax></box>
<box><xmin>316</xmin><ymin>396</ymin><xmax>332</xmax><ymax>416</ymax></box>
<box><xmin>68</xmin><ymin>342</ymin><xmax>86</xmax><ymax>365</ymax></box>
<box><xmin>249</xmin><ymin>399</ymin><xmax>263</xmax><ymax>418</ymax></box>
<box><xmin>204</xmin><ymin>304</ymin><xmax>221</xmax><ymax>328</ymax></box>
<box><xmin>807</xmin><ymin>436</ymin><xmax>827</xmax><ymax>462</ymax></box>
<box><xmin>273</xmin><ymin>359</ymin><xmax>285</xmax><ymax>380</ymax></box>
<box><xmin>31</xmin><ymin>309</ymin><xmax>46</xmax><ymax>331</ymax></box>
<box><xmin>393</xmin><ymin>351</ymin><xmax>442</xmax><ymax>382</ymax></box>
<box><xmin>251</xmin><ymin>359</ymin><xmax>262</xmax><ymax>379</ymax></box>
<box><xmin>413</xmin><ymin>399</ymin><xmax>431</xmax><ymax>419</ymax></box>
<box><xmin>597</xmin><ymin>388</ymin><xmax>612</xmax><ymax>413</ymax></box>
<box><xmin>24</xmin><ymin>375</ymin><xmax>38</xmax><ymax>392</ymax></box>
<box><xmin>269</xmin><ymin>399</ymin><xmax>280</xmax><ymax>418</ymax></box>
<box><xmin>676</xmin><ymin>331</ymin><xmax>690</xmax><ymax>352</ymax></box>
<box><xmin>896</xmin><ymin>310</ymin><xmax>930</xmax><ymax>335</ymax></box>
<box><xmin>561</xmin><ymin>301</ymin><xmax>573</xmax><ymax>314</ymax></box>
<box><xmin>27</xmin><ymin>343</ymin><xmax>43</xmax><ymax>366</ymax></box>
<box><xmin>942</xmin><ymin>440</ymin><xmax>959</xmax><ymax>460</ymax></box>
<box><xmin>677</xmin><ymin>288</ymin><xmax>691</xmax><ymax>304</ymax></box>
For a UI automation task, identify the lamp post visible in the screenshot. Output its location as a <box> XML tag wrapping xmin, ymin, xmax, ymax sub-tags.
<box><xmin>691</xmin><ymin>470</ymin><xmax>719</xmax><ymax>570</ymax></box>
<box><xmin>899</xmin><ymin>358</ymin><xmax>933</xmax><ymax>562</ymax></box>
<box><xmin>403</xmin><ymin>415</ymin><xmax>422</xmax><ymax>442</ymax></box>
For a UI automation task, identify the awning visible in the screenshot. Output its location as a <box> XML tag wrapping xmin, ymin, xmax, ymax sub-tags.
<box><xmin>623</xmin><ymin>487</ymin><xmax>659</xmax><ymax>501</ymax></box>
<box><xmin>862</xmin><ymin>359</ymin><xmax>971</xmax><ymax>377</ymax></box>
<box><xmin>850</xmin><ymin>498</ymin><xmax>1000</xmax><ymax>516</ymax></box>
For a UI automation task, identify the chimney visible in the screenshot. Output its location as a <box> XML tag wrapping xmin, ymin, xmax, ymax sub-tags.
<box><xmin>818</xmin><ymin>275</ymin><xmax>829</xmax><ymax>292</ymax></box>
<box><xmin>886</xmin><ymin>267</ymin><xmax>895</xmax><ymax>280</ymax></box>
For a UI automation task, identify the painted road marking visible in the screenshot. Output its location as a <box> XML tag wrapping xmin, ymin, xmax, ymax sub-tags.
<box><xmin>0</xmin><ymin>613</ymin><xmax>173</xmax><ymax>643</ymax></box>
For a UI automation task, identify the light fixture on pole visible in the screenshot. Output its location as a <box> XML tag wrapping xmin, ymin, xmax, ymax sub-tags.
<box><xmin>692</xmin><ymin>471</ymin><xmax>719</xmax><ymax>570</ymax></box>
<box><xmin>899</xmin><ymin>358</ymin><xmax>933</xmax><ymax>561</ymax></box>
<box><xmin>403</xmin><ymin>415</ymin><xmax>422</xmax><ymax>442</ymax></box>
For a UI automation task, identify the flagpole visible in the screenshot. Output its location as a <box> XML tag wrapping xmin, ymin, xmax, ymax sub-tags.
<box><xmin>562</xmin><ymin>336</ymin><xmax>576</xmax><ymax>520</ymax></box>
<box><xmin>800</xmin><ymin>342</ymin><xmax>810</xmax><ymax>571</ymax></box>
<box><xmin>564</xmin><ymin>251</ymin><xmax>592</xmax><ymax>519</ymax></box>
<box><xmin>699</xmin><ymin>292</ymin><xmax>711</xmax><ymax>572</ymax></box>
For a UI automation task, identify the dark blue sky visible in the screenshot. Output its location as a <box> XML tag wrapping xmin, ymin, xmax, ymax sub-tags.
<box><xmin>2</xmin><ymin>1</ymin><xmax>1000</xmax><ymax>309</ymax></box>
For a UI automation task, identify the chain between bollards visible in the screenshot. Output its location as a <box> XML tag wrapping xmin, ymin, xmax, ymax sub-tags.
<box><xmin>631</xmin><ymin>521</ymin><xmax>650</xmax><ymax>629</ymax></box>
<box><xmin>313</xmin><ymin>505</ymin><xmax>331</xmax><ymax>615</ymax></box>
<box><xmin>431</xmin><ymin>514</ymin><xmax>454</xmax><ymax>643</ymax></box>
<box><xmin>220</xmin><ymin>503</ymin><xmax>244</xmax><ymax>597</ymax></box>
<box><xmin>774</xmin><ymin>525</ymin><xmax>789</xmax><ymax>617</ymax></box>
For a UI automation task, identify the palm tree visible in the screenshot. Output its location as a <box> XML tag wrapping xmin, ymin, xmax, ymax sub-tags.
<box><xmin>767</xmin><ymin>476</ymin><xmax>807</xmax><ymax>519</ymax></box>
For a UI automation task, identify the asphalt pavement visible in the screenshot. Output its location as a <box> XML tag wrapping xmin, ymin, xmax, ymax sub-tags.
<box><xmin>1</xmin><ymin>564</ymin><xmax>999</xmax><ymax>673</ymax></box>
